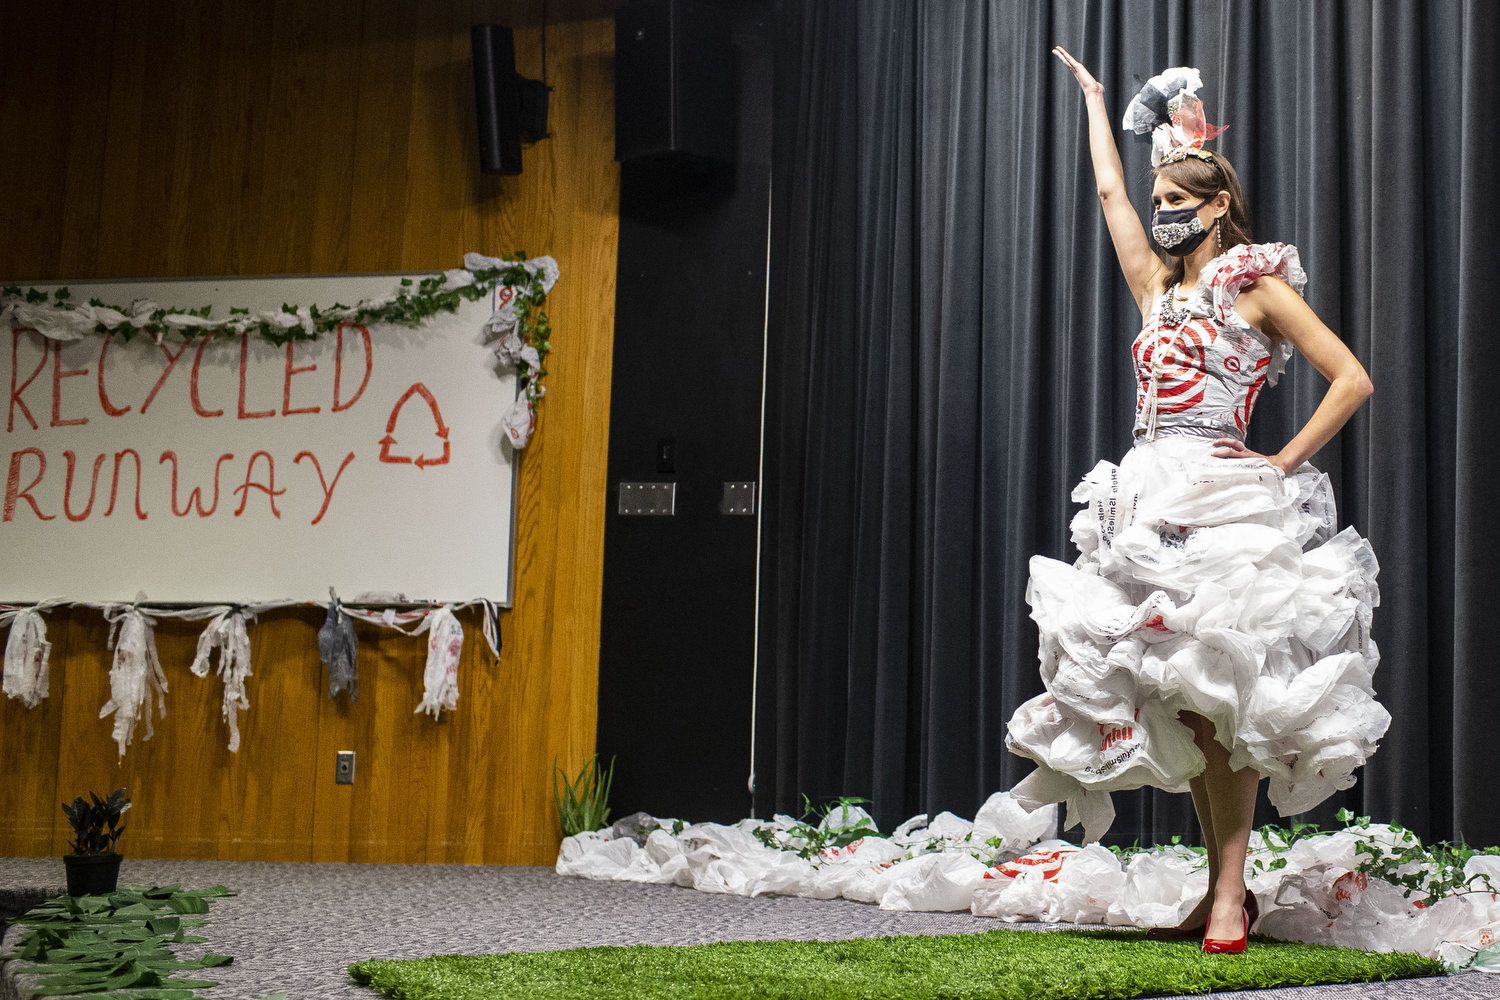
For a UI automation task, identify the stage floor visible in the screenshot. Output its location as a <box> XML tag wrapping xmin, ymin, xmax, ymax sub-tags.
<box><xmin>1</xmin><ymin>857</ymin><xmax>1494</xmax><ymax>1000</ymax></box>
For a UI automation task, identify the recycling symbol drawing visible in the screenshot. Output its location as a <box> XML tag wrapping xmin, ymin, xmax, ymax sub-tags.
<box><xmin>379</xmin><ymin>382</ymin><xmax>450</xmax><ymax>469</ymax></box>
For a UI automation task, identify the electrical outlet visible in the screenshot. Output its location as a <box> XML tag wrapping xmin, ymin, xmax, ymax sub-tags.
<box><xmin>335</xmin><ymin>750</ymin><xmax>356</xmax><ymax>785</ymax></box>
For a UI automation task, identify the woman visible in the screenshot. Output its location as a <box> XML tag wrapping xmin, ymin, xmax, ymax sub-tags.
<box><xmin>1003</xmin><ymin>48</ymin><xmax>1389</xmax><ymax>954</ymax></box>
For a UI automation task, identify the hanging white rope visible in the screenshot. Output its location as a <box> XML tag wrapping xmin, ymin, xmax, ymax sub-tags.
<box><xmin>413</xmin><ymin>604</ymin><xmax>463</xmax><ymax>719</ymax></box>
<box><xmin>1</xmin><ymin>598</ymin><xmax>64</xmax><ymax>708</ymax></box>
<box><xmin>99</xmin><ymin>603</ymin><xmax>168</xmax><ymax>756</ymax></box>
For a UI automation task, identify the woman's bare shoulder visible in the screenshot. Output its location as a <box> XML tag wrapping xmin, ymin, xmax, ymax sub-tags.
<box><xmin>1234</xmin><ymin>274</ymin><xmax>1298</xmax><ymax>335</ymax></box>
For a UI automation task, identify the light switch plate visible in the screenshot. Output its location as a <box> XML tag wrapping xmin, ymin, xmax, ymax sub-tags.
<box><xmin>335</xmin><ymin>750</ymin><xmax>355</xmax><ymax>785</ymax></box>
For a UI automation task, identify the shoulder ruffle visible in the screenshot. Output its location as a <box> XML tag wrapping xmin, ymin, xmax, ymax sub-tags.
<box><xmin>1196</xmin><ymin>242</ymin><xmax>1306</xmax><ymax>386</ymax></box>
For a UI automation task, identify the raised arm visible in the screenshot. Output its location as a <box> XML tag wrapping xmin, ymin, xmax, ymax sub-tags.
<box><xmin>1053</xmin><ymin>47</ymin><xmax>1164</xmax><ymax>312</ymax></box>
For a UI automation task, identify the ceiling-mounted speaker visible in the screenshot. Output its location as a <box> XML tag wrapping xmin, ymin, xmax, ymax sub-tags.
<box><xmin>472</xmin><ymin>24</ymin><xmax>551</xmax><ymax>175</ymax></box>
<box><xmin>614</xmin><ymin>0</ymin><xmax>735</xmax><ymax>165</ymax></box>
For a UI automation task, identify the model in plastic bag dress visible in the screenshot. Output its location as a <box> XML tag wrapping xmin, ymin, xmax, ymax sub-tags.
<box><xmin>1006</xmin><ymin>49</ymin><xmax>1389</xmax><ymax>954</ymax></box>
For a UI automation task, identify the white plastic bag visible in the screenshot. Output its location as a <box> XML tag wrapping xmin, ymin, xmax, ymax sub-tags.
<box><xmin>99</xmin><ymin>606</ymin><xmax>168</xmax><ymax>756</ymax></box>
<box><xmin>818</xmin><ymin>835</ymin><xmax>904</xmax><ymax>867</ymax></box>
<box><xmin>1106</xmin><ymin>849</ymin><xmax>1206</xmax><ymax>928</ymax></box>
<box><xmin>972</xmin><ymin>844</ymin><xmax>1123</xmax><ymax>923</ymax></box>
<box><xmin>556</xmin><ymin>832</ymin><xmax>638</xmax><ymax>878</ymax></box>
<box><xmin>413</xmin><ymin>605</ymin><xmax>463</xmax><ymax>718</ymax></box>
<box><xmin>880</xmin><ymin>852</ymin><xmax>988</xmax><ymax>911</ymax></box>
<box><xmin>1</xmin><ymin>607</ymin><xmax>51</xmax><ymax>708</ymax></box>
<box><xmin>973</xmin><ymin>791</ymin><xmax>1058</xmax><ymax>854</ymax></box>
<box><xmin>745</xmin><ymin>853</ymin><xmax>817</xmax><ymax>897</ymax></box>
<box><xmin>821</xmin><ymin>803</ymin><xmax>877</xmax><ymax>834</ymax></box>
<box><xmin>190</xmin><ymin>609</ymin><xmax>253</xmax><ymax>751</ymax></box>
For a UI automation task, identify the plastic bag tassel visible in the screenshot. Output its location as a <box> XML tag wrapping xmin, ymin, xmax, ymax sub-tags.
<box><xmin>414</xmin><ymin>605</ymin><xmax>463</xmax><ymax>719</ymax></box>
<box><xmin>319</xmin><ymin>589</ymin><xmax>359</xmax><ymax>703</ymax></box>
<box><xmin>191</xmin><ymin>609</ymin><xmax>253</xmax><ymax>752</ymax></box>
<box><xmin>99</xmin><ymin>606</ymin><xmax>167</xmax><ymax>756</ymax></box>
<box><xmin>2</xmin><ymin>607</ymin><xmax>52</xmax><ymax>708</ymax></box>
<box><xmin>480</xmin><ymin>599</ymin><xmax>502</xmax><ymax>660</ymax></box>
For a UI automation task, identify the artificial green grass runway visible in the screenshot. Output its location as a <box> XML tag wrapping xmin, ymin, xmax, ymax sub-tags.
<box><xmin>347</xmin><ymin>927</ymin><xmax>1444</xmax><ymax>1000</ymax></box>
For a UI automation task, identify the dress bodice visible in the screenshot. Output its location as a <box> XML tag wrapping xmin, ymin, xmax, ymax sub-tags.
<box><xmin>1132</xmin><ymin>242</ymin><xmax>1306</xmax><ymax>441</ymax></box>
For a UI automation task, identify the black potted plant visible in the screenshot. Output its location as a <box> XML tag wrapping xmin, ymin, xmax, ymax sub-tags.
<box><xmin>61</xmin><ymin>788</ymin><xmax>130</xmax><ymax>896</ymax></box>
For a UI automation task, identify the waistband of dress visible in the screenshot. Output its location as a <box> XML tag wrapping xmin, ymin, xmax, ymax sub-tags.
<box><xmin>1132</xmin><ymin>424</ymin><xmax>1239</xmax><ymax>445</ymax></box>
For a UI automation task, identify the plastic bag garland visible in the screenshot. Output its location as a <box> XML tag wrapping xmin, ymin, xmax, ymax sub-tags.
<box><xmin>2</xmin><ymin>606</ymin><xmax>52</xmax><ymax>708</ymax></box>
<box><xmin>191</xmin><ymin>609</ymin><xmax>253</xmax><ymax>752</ymax></box>
<box><xmin>413</xmin><ymin>605</ymin><xmax>463</xmax><ymax>719</ymax></box>
<box><xmin>99</xmin><ymin>605</ymin><xmax>168</xmax><ymax>756</ymax></box>
<box><xmin>318</xmin><ymin>590</ymin><xmax>359</xmax><ymax>703</ymax></box>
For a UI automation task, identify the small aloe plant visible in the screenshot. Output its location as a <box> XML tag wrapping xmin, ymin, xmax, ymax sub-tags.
<box><xmin>554</xmin><ymin>755</ymin><xmax>614</xmax><ymax>837</ymax></box>
<box><xmin>61</xmin><ymin>788</ymin><xmax>131</xmax><ymax>856</ymax></box>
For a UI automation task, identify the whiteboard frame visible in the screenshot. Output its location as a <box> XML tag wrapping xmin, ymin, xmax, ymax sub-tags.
<box><xmin>2</xmin><ymin>269</ymin><xmax>522</xmax><ymax>610</ymax></box>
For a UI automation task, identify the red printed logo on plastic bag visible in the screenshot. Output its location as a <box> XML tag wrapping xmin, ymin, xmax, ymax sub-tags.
<box><xmin>819</xmin><ymin>837</ymin><xmax>870</xmax><ymax>863</ymax></box>
<box><xmin>1333</xmin><ymin>870</ymin><xmax>1368</xmax><ymax>904</ymax></box>
<box><xmin>986</xmin><ymin>848</ymin><xmax>1077</xmax><ymax>882</ymax></box>
<box><xmin>1481</xmin><ymin>928</ymin><xmax>1495</xmax><ymax>948</ymax></box>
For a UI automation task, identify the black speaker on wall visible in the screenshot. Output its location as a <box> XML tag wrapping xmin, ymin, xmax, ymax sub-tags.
<box><xmin>472</xmin><ymin>24</ymin><xmax>551</xmax><ymax>175</ymax></box>
<box><xmin>614</xmin><ymin>0</ymin><xmax>735</xmax><ymax>165</ymax></box>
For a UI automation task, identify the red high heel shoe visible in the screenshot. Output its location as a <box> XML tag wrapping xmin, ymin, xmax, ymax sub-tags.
<box><xmin>1201</xmin><ymin>905</ymin><xmax>1249</xmax><ymax>954</ymax></box>
<box><xmin>1146</xmin><ymin>890</ymin><xmax>1257</xmax><ymax>942</ymax></box>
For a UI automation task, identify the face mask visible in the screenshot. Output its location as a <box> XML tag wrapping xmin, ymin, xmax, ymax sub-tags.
<box><xmin>1152</xmin><ymin>197</ymin><xmax>1218</xmax><ymax>256</ymax></box>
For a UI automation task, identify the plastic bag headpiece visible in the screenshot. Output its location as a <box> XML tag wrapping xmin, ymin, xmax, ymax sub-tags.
<box><xmin>1121</xmin><ymin>67</ymin><xmax>1227</xmax><ymax>167</ymax></box>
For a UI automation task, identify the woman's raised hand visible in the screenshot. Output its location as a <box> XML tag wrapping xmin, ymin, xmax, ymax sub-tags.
<box><xmin>1053</xmin><ymin>46</ymin><xmax>1103</xmax><ymax>97</ymax></box>
<box><xmin>1052</xmin><ymin>42</ymin><xmax>1162</xmax><ymax>311</ymax></box>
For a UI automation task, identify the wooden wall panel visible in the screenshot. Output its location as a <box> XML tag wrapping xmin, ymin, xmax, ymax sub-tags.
<box><xmin>0</xmin><ymin>0</ymin><xmax>617</xmax><ymax>865</ymax></box>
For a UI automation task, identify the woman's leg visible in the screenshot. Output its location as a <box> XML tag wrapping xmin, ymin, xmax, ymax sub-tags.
<box><xmin>1173</xmin><ymin>713</ymin><xmax>1219</xmax><ymax>930</ymax></box>
<box><xmin>1199</xmin><ymin>717</ymin><xmax>1260</xmax><ymax>942</ymax></box>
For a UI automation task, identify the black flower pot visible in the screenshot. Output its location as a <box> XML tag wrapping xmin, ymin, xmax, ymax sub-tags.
<box><xmin>63</xmin><ymin>853</ymin><xmax>122</xmax><ymax>896</ymax></box>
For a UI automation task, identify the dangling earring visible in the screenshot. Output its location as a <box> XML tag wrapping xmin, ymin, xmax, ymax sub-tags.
<box><xmin>1217</xmin><ymin>219</ymin><xmax>1224</xmax><ymax>253</ymax></box>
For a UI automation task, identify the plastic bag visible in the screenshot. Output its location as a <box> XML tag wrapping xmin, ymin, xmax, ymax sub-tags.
<box><xmin>413</xmin><ymin>605</ymin><xmax>463</xmax><ymax>719</ymax></box>
<box><xmin>890</xmin><ymin>814</ymin><xmax>930</xmax><ymax>847</ymax></box>
<box><xmin>1</xmin><ymin>607</ymin><xmax>51</xmax><ymax>708</ymax></box>
<box><xmin>881</xmin><ymin>852</ymin><xmax>988</xmax><ymax>911</ymax></box>
<box><xmin>818</xmin><ymin>835</ymin><xmax>905</xmax><ymax>867</ymax></box>
<box><xmin>746</xmin><ymin>853</ymin><xmax>817</xmax><ymax>897</ymax></box>
<box><xmin>972</xmin><ymin>791</ymin><xmax>1058</xmax><ymax>854</ymax></box>
<box><xmin>190</xmin><ymin>609</ymin><xmax>253</xmax><ymax>752</ymax></box>
<box><xmin>556</xmin><ymin>831</ymin><xmax>635</xmax><ymax>878</ymax></box>
<box><xmin>821</xmin><ymin>803</ymin><xmax>878</xmax><ymax>834</ymax></box>
<box><xmin>99</xmin><ymin>606</ymin><xmax>168</xmax><ymax>756</ymax></box>
<box><xmin>1106</xmin><ymin>849</ymin><xmax>1206</xmax><ymax>928</ymax></box>
<box><xmin>972</xmin><ymin>844</ymin><xmax>1123</xmax><ymax>923</ymax></box>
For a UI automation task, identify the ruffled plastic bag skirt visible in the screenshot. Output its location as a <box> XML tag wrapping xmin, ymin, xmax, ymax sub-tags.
<box><xmin>1006</xmin><ymin>435</ymin><xmax>1390</xmax><ymax>843</ymax></box>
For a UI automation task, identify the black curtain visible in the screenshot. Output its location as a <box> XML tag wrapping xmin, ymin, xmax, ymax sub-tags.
<box><xmin>756</xmin><ymin>0</ymin><xmax>1500</xmax><ymax>847</ymax></box>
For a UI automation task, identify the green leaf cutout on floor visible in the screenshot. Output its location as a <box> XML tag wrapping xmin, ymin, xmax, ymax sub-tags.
<box><xmin>348</xmin><ymin>927</ymin><xmax>1444</xmax><ymax>1000</ymax></box>
<box><xmin>9</xmin><ymin>885</ymin><xmax>236</xmax><ymax>999</ymax></box>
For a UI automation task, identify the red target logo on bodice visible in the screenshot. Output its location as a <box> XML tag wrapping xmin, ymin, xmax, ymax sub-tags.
<box><xmin>1132</xmin><ymin>317</ymin><xmax>1218</xmax><ymax>414</ymax></box>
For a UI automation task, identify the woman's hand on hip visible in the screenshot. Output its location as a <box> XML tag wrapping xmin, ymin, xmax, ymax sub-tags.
<box><xmin>1212</xmin><ymin>437</ymin><xmax>1292</xmax><ymax>476</ymax></box>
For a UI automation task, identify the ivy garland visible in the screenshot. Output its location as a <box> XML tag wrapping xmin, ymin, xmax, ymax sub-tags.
<box><xmin>0</xmin><ymin>252</ymin><xmax>556</xmax><ymax>444</ymax></box>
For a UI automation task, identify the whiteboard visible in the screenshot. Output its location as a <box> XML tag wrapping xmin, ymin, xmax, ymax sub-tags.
<box><xmin>2</xmin><ymin>273</ymin><xmax>518</xmax><ymax>605</ymax></box>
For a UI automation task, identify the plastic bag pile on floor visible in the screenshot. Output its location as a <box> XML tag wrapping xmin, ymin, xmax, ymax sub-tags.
<box><xmin>555</xmin><ymin>791</ymin><xmax>1500</xmax><ymax>975</ymax></box>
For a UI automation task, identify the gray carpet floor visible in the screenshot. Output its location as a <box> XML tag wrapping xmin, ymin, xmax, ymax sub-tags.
<box><xmin>2</xmin><ymin>856</ymin><xmax>1496</xmax><ymax>1000</ymax></box>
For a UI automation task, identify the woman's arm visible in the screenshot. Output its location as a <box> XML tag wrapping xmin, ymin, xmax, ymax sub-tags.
<box><xmin>1212</xmin><ymin>277</ymin><xmax>1374</xmax><ymax>473</ymax></box>
<box><xmin>1053</xmin><ymin>47</ymin><xmax>1164</xmax><ymax>313</ymax></box>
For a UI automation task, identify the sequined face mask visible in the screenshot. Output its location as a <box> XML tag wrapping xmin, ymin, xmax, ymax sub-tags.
<box><xmin>1151</xmin><ymin>197</ymin><xmax>1217</xmax><ymax>256</ymax></box>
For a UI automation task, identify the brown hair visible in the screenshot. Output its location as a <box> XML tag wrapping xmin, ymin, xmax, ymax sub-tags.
<box><xmin>1152</xmin><ymin>150</ymin><xmax>1252</xmax><ymax>289</ymax></box>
